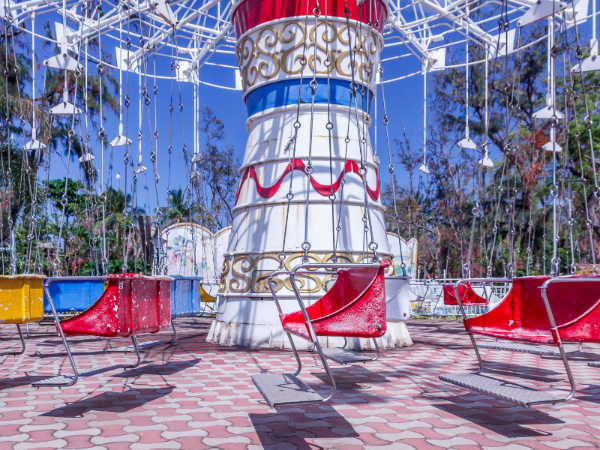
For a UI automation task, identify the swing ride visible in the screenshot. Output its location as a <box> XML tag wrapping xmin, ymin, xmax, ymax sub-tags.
<box><xmin>0</xmin><ymin>0</ymin><xmax>597</xmax><ymax>423</ymax></box>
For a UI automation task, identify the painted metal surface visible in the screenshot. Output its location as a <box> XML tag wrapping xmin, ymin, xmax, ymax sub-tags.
<box><xmin>385</xmin><ymin>276</ymin><xmax>411</xmax><ymax>322</ymax></box>
<box><xmin>170</xmin><ymin>275</ymin><xmax>203</xmax><ymax>318</ymax></box>
<box><xmin>444</xmin><ymin>283</ymin><xmax>487</xmax><ymax>306</ymax></box>
<box><xmin>0</xmin><ymin>275</ymin><xmax>45</xmax><ymax>324</ymax></box>
<box><xmin>232</xmin><ymin>0</ymin><xmax>388</xmax><ymax>37</ymax></box>
<box><xmin>236</xmin><ymin>17</ymin><xmax>381</xmax><ymax>101</ymax></box>
<box><xmin>59</xmin><ymin>274</ymin><xmax>173</xmax><ymax>337</ymax></box>
<box><xmin>235</xmin><ymin>158</ymin><xmax>379</xmax><ymax>204</ymax></box>
<box><xmin>43</xmin><ymin>279</ymin><xmax>105</xmax><ymax>313</ymax></box>
<box><xmin>464</xmin><ymin>276</ymin><xmax>600</xmax><ymax>345</ymax></box>
<box><xmin>200</xmin><ymin>284</ymin><xmax>216</xmax><ymax>303</ymax></box>
<box><xmin>280</xmin><ymin>263</ymin><xmax>387</xmax><ymax>339</ymax></box>
<box><xmin>244</xmin><ymin>78</ymin><xmax>372</xmax><ymax>116</ymax></box>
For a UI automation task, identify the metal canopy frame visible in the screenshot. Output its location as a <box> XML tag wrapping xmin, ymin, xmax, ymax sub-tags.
<box><xmin>1</xmin><ymin>0</ymin><xmax>584</xmax><ymax>90</ymax></box>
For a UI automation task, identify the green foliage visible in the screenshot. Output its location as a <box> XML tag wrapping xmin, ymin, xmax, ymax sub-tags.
<box><xmin>46</xmin><ymin>178</ymin><xmax>85</xmax><ymax>219</ymax></box>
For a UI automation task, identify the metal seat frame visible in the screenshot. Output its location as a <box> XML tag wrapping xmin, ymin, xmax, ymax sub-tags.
<box><xmin>34</xmin><ymin>276</ymin><xmax>144</xmax><ymax>388</ymax></box>
<box><xmin>1</xmin><ymin>324</ymin><xmax>26</xmax><ymax>356</ymax></box>
<box><xmin>252</xmin><ymin>262</ymin><xmax>383</xmax><ymax>408</ymax></box>
<box><xmin>445</xmin><ymin>276</ymin><xmax>590</xmax><ymax>407</ymax></box>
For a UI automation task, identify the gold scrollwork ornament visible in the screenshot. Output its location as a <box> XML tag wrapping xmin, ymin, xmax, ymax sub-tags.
<box><xmin>218</xmin><ymin>258</ymin><xmax>231</xmax><ymax>293</ymax></box>
<box><xmin>229</xmin><ymin>255</ymin><xmax>255</xmax><ymax>293</ymax></box>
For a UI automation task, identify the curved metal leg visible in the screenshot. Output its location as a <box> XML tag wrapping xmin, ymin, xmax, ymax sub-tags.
<box><xmin>1</xmin><ymin>324</ymin><xmax>26</xmax><ymax>356</ymax></box>
<box><xmin>126</xmin><ymin>336</ymin><xmax>141</xmax><ymax>369</ymax></box>
<box><xmin>371</xmin><ymin>338</ymin><xmax>381</xmax><ymax>361</ymax></box>
<box><xmin>469</xmin><ymin>333</ymin><xmax>484</xmax><ymax>373</ymax></box>
<box><xmin>285</xmin><ymin>331</ymin><xmax>303</xmax><ymax>377</ymax></box>
<box><xmin>32</xmin><ymin>286</ymin><xmax>79</xmax><ymax>388</ymax></box>
<box><xmin>169</xmin><ymin>321</ymin><xmax>178</xmax><ymax>344</ymax></box>
<box><xmin>311</xmin><ymin>336</ymin><xmax>337</xmax><ymax>401</ymax></box>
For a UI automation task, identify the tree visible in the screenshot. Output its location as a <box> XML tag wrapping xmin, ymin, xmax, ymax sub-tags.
<box><xmin>195</xmin><ymin>106</ymin><xmax>240</xmax><ymax>230</ymax></box>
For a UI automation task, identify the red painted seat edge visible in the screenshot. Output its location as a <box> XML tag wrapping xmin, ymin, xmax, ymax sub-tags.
<box><xmin>280</xmin><ymin>262</ymin><xmax>388</xmax><ymax>340</ymax></box>
<box><xmin>280</xmin><ymin>319</ymin><xmax>311</xmax><ymax>341</ymax></box>
<box><xmin>557</xmin><ymin>296</ymin><xmax>600</xmax><ymax>343</ymax></box>
<box><xmin>310</xmin><ymin>266</ymin><xmax>381</xmax><ymax>324</ymax></box>
<box><xmin>464</xmin><ymin>275</ymin><xmax>600</xmax><ymax>345</ymax></box>
<box><xmin>281</xmin><ymin>265</ymin><xmax>380</xmax><ymax>327</ymax></box>
<box><xmin>444</xmin><ymin>283</ymin><xmax>487</xmax><ymax>306</ymax></box>
<box><xmin>59</xmin><ymin>280</ymin><xmax>123</xmax><ymax>337</ymax></box>
<box><xmin>106</xmin><ymin>273</ymin><xmax>173</xmax><ymax>281</ymax></box>
<box><xmin>59</xmin><ymin>275</ymin><xmax>172</xmax><ymax>338</ymax></box>
<box><xmin>468</xmin><ymin>329</ymin><xmax>556</xmax><ymax>345</ymax></box>
<box><xmin>464</xmin><ymin>277</ymin><xmax>553</xmax><ymax>344</ymax></box>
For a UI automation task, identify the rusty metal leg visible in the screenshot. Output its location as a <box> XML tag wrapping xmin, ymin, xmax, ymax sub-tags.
<box><xmin>371</xmin><ymin>338</ymin><xmax>381</xmax><ymax>361</ymax></box>
<box><xmin>126</xmin><ymin>336</ymin><xmax>141</xmax><ymax>369</ymax></box>
<box><xmin>1</xmin><ymin>324</ymin><xmax>26</xmax><ymax>356</ymax></box>
<box><xmin>32</xmin><ymin>287</ymin><xmax>79</xmax><ymax>388</ymax></box>
<box><xmin>169</xmin><ymin>321</ymin><xmax>177</xmax><ymax>344</ymax></box>
<box><xmin>285</xmin><ymin>332</ymin><xmax>303</xmax><ymax>377</ymax></box>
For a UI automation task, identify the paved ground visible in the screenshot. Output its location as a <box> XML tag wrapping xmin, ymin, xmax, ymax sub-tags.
<box><xmin>1</xmin><ymin>319</ymin><xmax>600</xmax><ymax>449</ymax></box>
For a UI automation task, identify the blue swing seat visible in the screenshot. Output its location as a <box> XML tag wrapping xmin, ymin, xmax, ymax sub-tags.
<box><xmin>43</xmin><ymin>278</ymin><xmax>106</xmax><ymax>314</ymax></box>
<box><xmin>170</xmin><ymin>275</ymin><xmax>203</xmax><ymax>319</ymax></box>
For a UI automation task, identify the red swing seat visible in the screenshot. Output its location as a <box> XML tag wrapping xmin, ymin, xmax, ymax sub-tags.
<box><xmin>59</xmin><ymin>274</ymin><xmax>172</xmax><ymax>337</ymax></box>
<box><xmin>280</xmin><ymin>262</ymin><xmax>388</xmax><ymax>341</ymax></box>
<box><xmin>444</xmin><ymin>283</ymin><xmax>487</xmax><ymax>306</ymax></box>
<box><xmin>464</xmin><ymin>275</ymin><xmax>600</xmax><ymax>345</ymax></box>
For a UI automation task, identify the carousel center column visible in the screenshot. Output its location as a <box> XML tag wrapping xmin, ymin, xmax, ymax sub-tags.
<box><xmin>208</xmin><ymin>0</ymin><xmax>412</xmax><ymax>350</ymax></box>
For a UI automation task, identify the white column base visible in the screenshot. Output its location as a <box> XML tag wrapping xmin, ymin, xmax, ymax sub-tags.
<box><xmin>206</xmin><ymin>296</ymin><xmax>413</xmax><ymax>351</ymax></box>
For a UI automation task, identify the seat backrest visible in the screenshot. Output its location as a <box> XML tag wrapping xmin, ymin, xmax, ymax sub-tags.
<box><xmin>129</xmin><ymin>275</ymin><xmax>172</xmax><ymax>333</ymax></box>
<box><xmin>171</xmin><ymin>276</ymin><xmax>192</xmax><ymax>318</ymax></box>
<box><xmin>444</xmin><ymin>283</ymin><xmax>487</xmax><ymax>305</ymax></box>
<box><xmin>59</xmin><ymin>274</ymin><xmax>171</xmax><ymax>337</ymax></box>
<box><xmin>170</xmin><ymin>276</ymin><xmax>203</xmax><ymax>318</ymax></box>
<box><xmin>465</xmin><ymin>275</ymin><xmax>600</xmax><ymax>341</ymax></box>
<box><xmin>200</xmin><ymin>284</ymin><xmax>216</xmax><ymax>303</ymax></box>
<box><xmin>305</xmin><ymin>265</ymin><xmax>380</xmax><ymax>321</ymax></box>
<box><xmin>444</xmin><ymin>284</ymin><xmax>462</xmax><ymax>305</ymax></box>
<box><xmin>524</xmin><ymin>275</ymin><xmax>600</xmax><ymax>328</ymax></box>
<box><xmin>0</xmin><ymin>275</ymin><xmax>45</xmax><ymax>324</ymax></box>
<box><xmin>44</xmin><ymin>279</ymin><xmax>105</xmax><ymax>314</ymax></box>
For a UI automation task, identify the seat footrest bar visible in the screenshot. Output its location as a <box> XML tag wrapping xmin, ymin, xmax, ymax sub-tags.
<box><xmin>251</xmin><ymin>373</ymin><xmax>324</xmax><ymax>408</ymax></box>
<box><xmin>478</xmin><ymin>342</ymin><xmax>581</xmax><ymax>357</ymax></box>
<box><xmin>32</xmin><ymin>365</ymin><xmax>118</xmax><ymax>387</ymax></box>
<box><xmin>321</xmin><ymin>347</ymin><xmax>373</xmax><ymax>365</ymax></box>
<box><xmin>440</xmin><ymin>373</ymin><xmax>564</xmax><ymax>407</ymax></box>
<box><xmin>106</xmin><ymin>340</ymin><xmax>170</xmax><ymax>353</ymax></box>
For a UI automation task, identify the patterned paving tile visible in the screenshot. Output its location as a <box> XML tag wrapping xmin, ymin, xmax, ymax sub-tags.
<box><xmin>2</xmin><ymin>319</ymin><xmax>600</xmax><ymax>449</ymax></box>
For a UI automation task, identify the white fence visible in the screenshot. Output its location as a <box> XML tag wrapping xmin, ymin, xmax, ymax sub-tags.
<box><xmin>408</xmin><ymin>279</ymin><xmax>511</xmax><ymax>317</ymax></box>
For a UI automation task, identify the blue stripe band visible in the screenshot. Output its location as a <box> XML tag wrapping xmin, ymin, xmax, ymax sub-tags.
<box><xmin>244</xmin><ymin>78</ymin><xmax>374</xmax><ymax>117</ymax></box>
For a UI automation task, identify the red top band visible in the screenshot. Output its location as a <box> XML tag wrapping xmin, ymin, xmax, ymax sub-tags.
<box><xmin>232</xmin><ymin>0</ymin><xmax>388</xmax><ymax>37</ymax></box>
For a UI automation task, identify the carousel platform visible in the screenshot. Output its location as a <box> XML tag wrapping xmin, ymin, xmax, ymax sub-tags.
<box><xmin>1</xmin><ymin>319</ymin><xmax>600</xmax><ymax>449</ymax></box>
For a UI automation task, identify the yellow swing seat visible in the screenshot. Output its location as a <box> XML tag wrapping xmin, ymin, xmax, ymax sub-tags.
<box><xmin>200</xmin><ymin>284</ymin><xmax>215</xmax><ymax>303</ymax></box>
<box><xmin>0</xmin><ymin>274</ymin><xmax>46</xmax><ymax>324</ymax></box>
<box><xmin>199</xmin><ymin>284</ymin><xmax>216</xmax><ymax>317</ymax></box>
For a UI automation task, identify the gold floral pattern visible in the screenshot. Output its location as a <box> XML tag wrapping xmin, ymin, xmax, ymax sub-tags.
<box><xmin>219</xmin><ymin>251</ymin><xmax>393</xmax><ymax>295</ymax></box>
<box><xmin>236</xmin><ymin>19</ymin><xmax>381</xmax><ymax>93</ymax></box>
